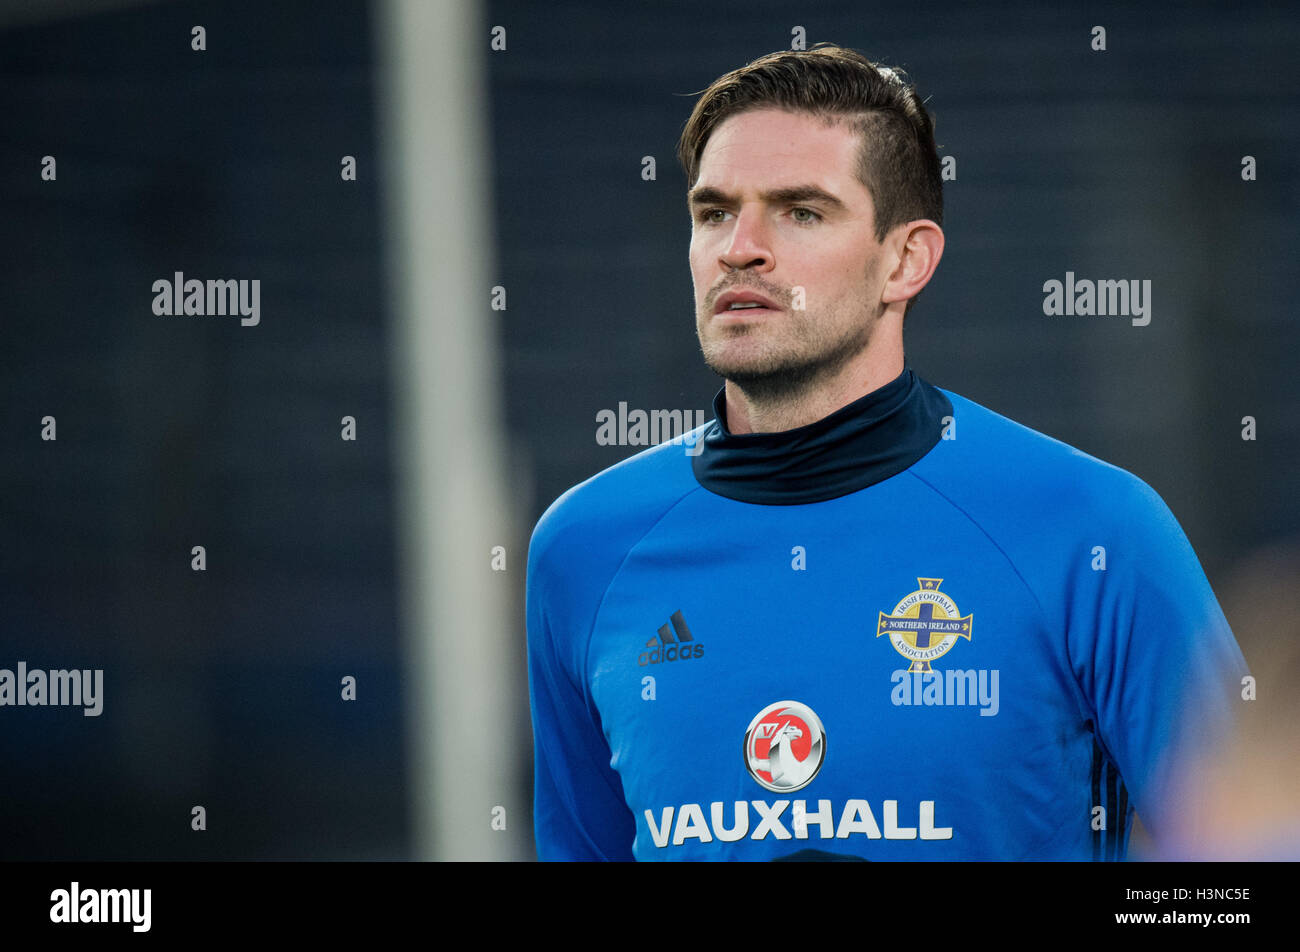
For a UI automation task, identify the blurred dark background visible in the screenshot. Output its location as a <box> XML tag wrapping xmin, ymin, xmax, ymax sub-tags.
<box><xmin>1</xmin><ymin>0</ymin><xmax>1296</xmax><ymax>859</ymax></box>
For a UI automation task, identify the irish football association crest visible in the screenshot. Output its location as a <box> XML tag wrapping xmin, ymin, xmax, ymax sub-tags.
<box><xmin>876</xmin><ymin>578</ymin><xmax>973</xmax><ymax>672</ymax></box>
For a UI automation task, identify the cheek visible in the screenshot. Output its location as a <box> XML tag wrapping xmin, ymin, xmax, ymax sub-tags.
<box><xmin>689</xmin><ymin>249</ymin><xmax>709</xmax><ymax>292</ymax></box>
<box><xmin>819</xmin><ymin>257</ymin><xmax>867</xmax><ymax>295</ymax></box>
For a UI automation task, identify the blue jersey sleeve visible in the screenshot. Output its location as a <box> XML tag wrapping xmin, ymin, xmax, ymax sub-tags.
<box><xmin>526</xmin><ymin>501</ymin><xmax>636</xmax><ymax>861</ymax></box>
<box><xmin>1069</xmin><ymin>474</ymin><xmax>1248</xmax><ymax>842</ymax></box>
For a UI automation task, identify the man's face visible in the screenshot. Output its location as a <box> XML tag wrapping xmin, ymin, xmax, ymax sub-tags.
<box><xmin>688</xmin><ymin>107</ymin><xmax>889</xmax><ymax>398</ymax></box>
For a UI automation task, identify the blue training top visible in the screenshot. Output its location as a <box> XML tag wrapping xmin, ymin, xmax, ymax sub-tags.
<box><xmin>526</xmin><ymin>368</ymin><xmax>1248</xmax><ymax>860</ymax></box>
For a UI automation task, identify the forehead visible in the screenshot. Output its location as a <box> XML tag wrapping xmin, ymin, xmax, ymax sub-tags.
<box><xmin>696</xmin><ymin>107</ymin><xmax>864</xmax><ymax>191</ymax></box>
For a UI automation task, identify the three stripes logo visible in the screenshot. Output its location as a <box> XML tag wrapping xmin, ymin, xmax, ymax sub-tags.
<box><xmin>638</xmin><ymin>610</ymin><xmax>705</xmax><ymax>666</ymax></box>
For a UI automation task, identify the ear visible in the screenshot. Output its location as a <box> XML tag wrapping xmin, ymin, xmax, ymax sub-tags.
<box><xmin>881</xmin><ymin>220</ymin><xmax>944</xmax><ymax>306</ymax></box>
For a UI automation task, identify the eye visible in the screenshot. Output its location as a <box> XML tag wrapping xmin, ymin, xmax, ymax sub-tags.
<box><xmin>697</xmin><ymin>207</ymin><xmax>822</xmax><ymax>225</ymax></box>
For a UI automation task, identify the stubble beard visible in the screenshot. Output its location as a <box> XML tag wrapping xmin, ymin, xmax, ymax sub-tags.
<box><xmin>698</xmin><ymin>300</ymin><xmax>880</xmax><ymax>406</ymax></box>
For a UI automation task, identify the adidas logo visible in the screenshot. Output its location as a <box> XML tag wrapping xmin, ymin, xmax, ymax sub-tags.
<box><xmin>638</xmin><ymin>610</ymin><xmax>705</xmax><ymax>666</ymax></box>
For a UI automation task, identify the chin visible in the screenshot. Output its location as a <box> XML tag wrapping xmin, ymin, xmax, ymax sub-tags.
<box><xmin>702</xmin><ymin>339</ymin><xmax>774</xmax><ymax>376</ymax></box>
<box><xmin>704</xmin><ymin>349</ymin><xmax>808</xmax><ymax>385</ymax></box>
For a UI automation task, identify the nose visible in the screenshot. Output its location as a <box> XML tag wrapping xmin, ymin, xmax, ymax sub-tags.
<box><xmin>719</xmin><ymin>206</ymin><xmax>773</xmax><ymax>273</ymax></box>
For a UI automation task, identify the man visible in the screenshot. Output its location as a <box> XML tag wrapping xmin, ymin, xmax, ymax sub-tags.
<box><xmin>526</xmin><ymin>44</ymin><xmax>1247</xmax><ymax>860</ymax></box>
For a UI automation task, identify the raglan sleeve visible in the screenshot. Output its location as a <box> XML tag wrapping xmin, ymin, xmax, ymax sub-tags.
<box><xmin>1069</xmin><ymin>474</ymin><xmax>1250</xmax><ymax>845</ymax></box>
<box><xmin>526</xmin><ymin>509</ymin><xmax>636</xmax><ymax>861</ymax></box>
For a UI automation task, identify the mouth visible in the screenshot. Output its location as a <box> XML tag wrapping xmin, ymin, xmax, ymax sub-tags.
<box><xmin>713</xmin><ymin>289</ymin><xmax>782</xmax><ymax>316</ymax></box>
<box><xmin>712</xmin><ymin>304</ymin><xmax>779</xmax><ymax>322</ymax></box>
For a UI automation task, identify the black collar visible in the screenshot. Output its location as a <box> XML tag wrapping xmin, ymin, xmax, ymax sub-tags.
<box><xmin>691</xmin><ymin>368</ymin><xmax>952</xmax><ymax>505</ymax></box>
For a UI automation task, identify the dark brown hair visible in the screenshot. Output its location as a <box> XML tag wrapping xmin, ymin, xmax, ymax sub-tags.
<box><xmin>677</xmin><ymin>43</ymin><xmax>943</xmax><ymax>312</ymax></box>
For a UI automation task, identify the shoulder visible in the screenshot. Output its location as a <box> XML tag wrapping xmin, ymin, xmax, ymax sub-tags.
<box><xmin>527</xmin><ymin>424</ymin><xmax>706</xmax><ymax>587</ymax></box>
<box><xmin>916</xmin><ymin>387</ymin><xmax>1172</xmax><ymax>533</ymax></box>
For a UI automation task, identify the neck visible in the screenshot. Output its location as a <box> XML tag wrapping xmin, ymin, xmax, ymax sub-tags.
<box><xmin>724</xmin><ymin>323</ymin><xmax>905</xmax><ymax>434</ymax></box>
<box><xmin>692</xmin><ymin>360</ymin><xmax>952</xmax><ymax>506</ymax></box>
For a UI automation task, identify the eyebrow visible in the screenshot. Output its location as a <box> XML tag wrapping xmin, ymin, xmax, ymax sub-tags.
<box><xmin>687</xmin><ymin>184</ymin><xmax>848</xmax><ymax>213</ymax></box>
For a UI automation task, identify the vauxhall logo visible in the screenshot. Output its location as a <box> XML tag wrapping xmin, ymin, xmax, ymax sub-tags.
<box><xmin>638</xmin><ymin>610</ymin><xmax>705</xmax><ymax>665</ymax></box>
<box><xmin>744</xmin><ymin>700</ymin><xmax>826</xmax><ymax>793</ymax></box>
